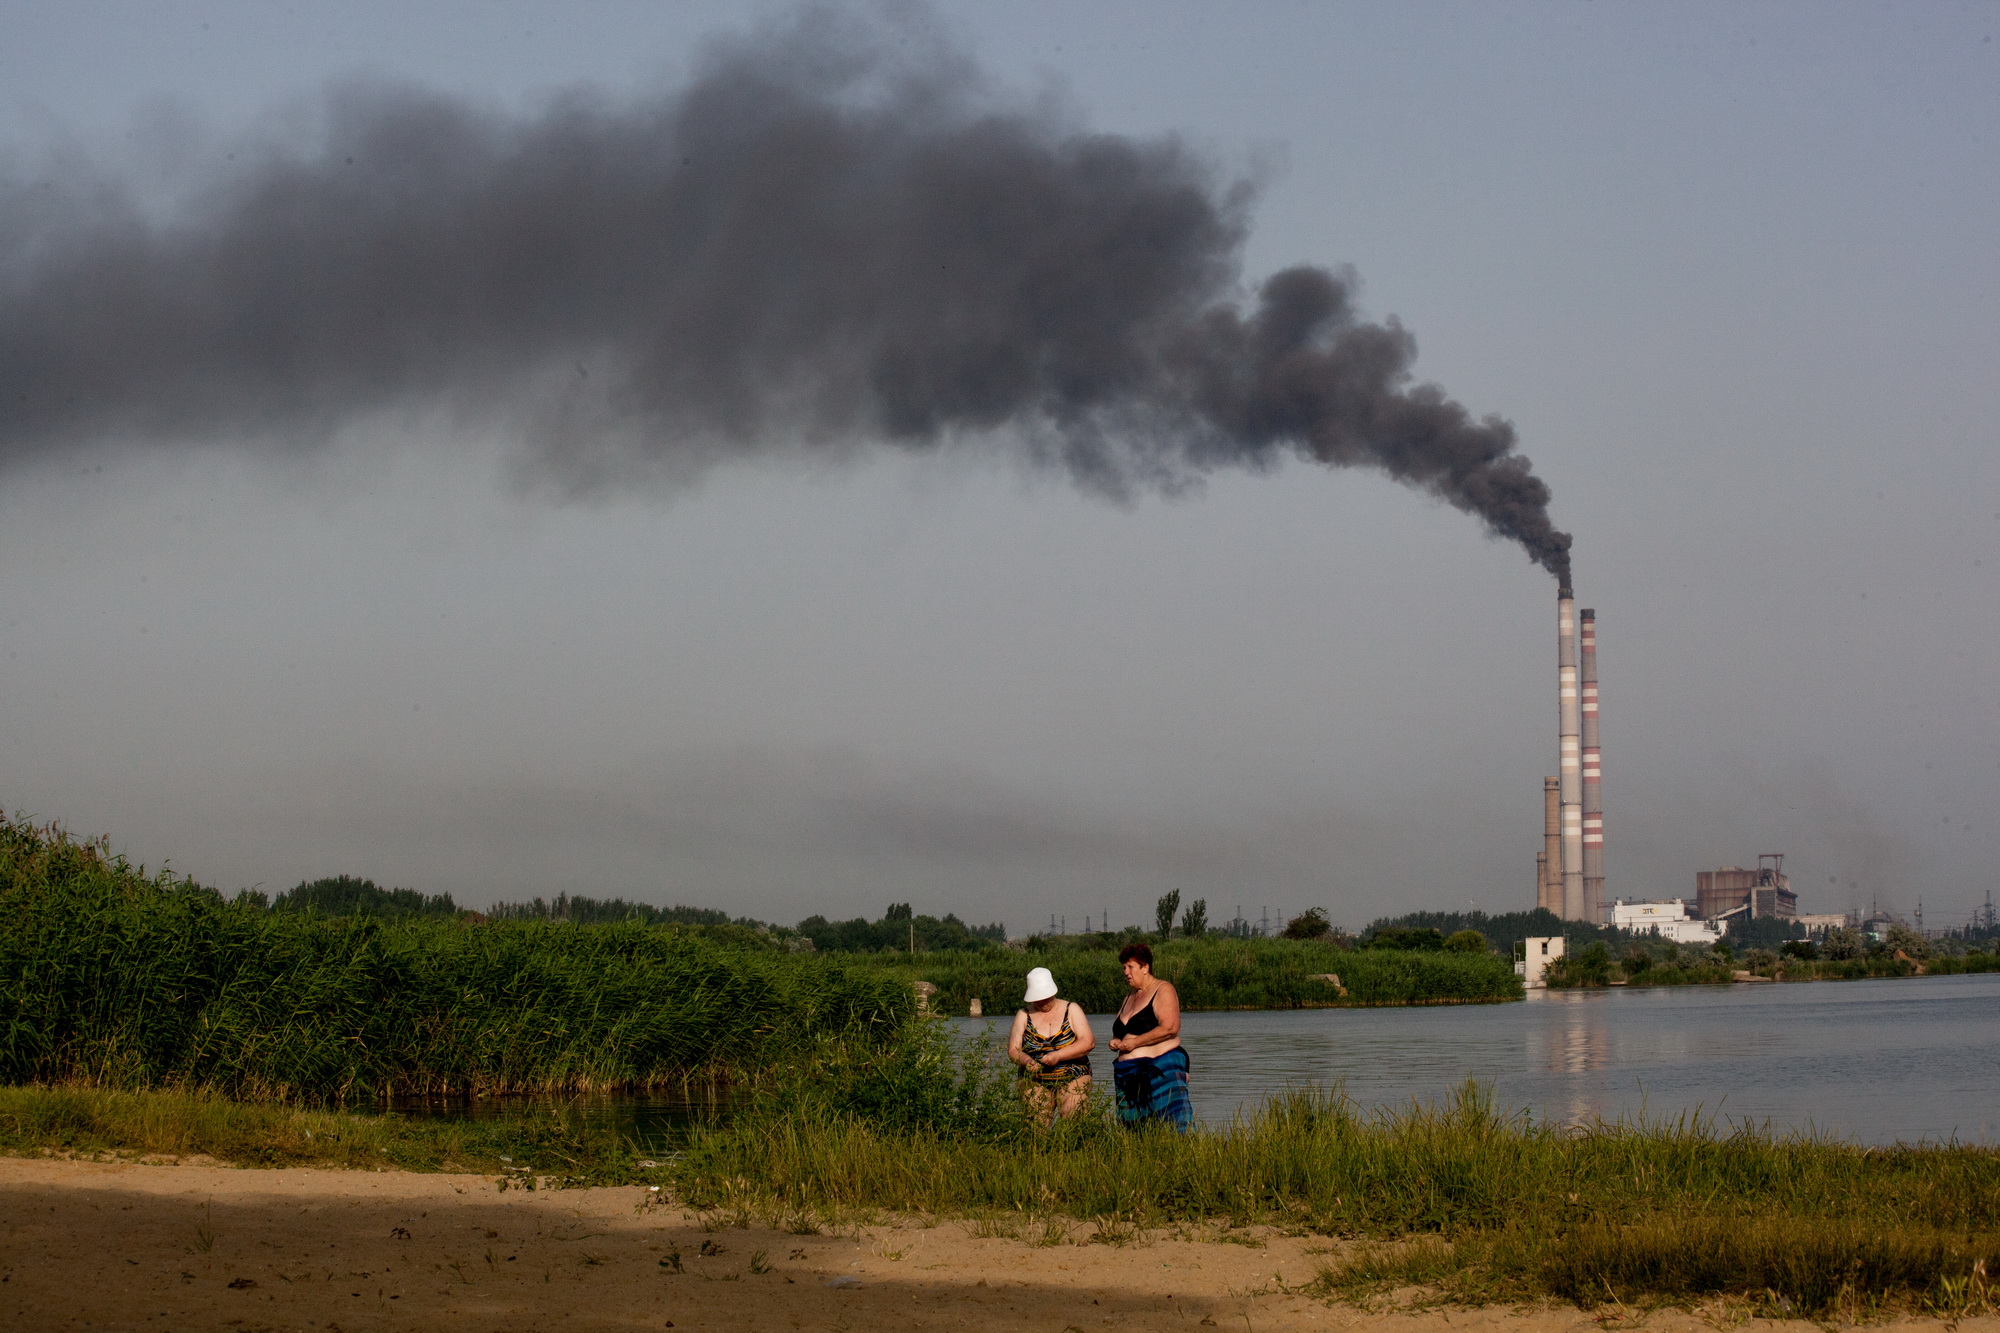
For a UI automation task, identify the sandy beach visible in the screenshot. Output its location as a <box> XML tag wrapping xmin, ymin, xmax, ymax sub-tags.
<box><xmin>2</xmin><ymin>1158</ymin><xmax>1993</xmax><ymax>1333</ymax></box>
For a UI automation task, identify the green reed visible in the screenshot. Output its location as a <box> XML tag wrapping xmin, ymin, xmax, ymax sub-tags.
<box><xmin>670</xmin><ymin>1066</ymin><xmax>2000</xmax><ymax>1315</ymax></box>
<box><xmin>864</xmin><ymin>936</ymin><xmax>1522</xmax><ymax>1014</ymax></box>
<box><xmin>0</xmin><ymin>812</ymin><xmax>916</xmax><ymax>1100</ymax></box>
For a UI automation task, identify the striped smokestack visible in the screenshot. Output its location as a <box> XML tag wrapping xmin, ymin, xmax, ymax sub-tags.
<box><xmin>1539</xmin><ymin>775</ymin><xmax>1562</xmax><ymax>915</ymax></box>
<box><xmin>1580</xmin><ymin>608</ymin><xmax>1605</xmax><ymax>921</ymax></box>
<box><xmin>1557</xmin><ymin>587</ymin><xmax>1584</xmax><ymax>920</ymax></box>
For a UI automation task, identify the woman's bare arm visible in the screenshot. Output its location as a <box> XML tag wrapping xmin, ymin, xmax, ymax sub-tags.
<box><xmin>1006</xmin><ymin>1009</ymin><xmax>1032</xmax><ymax>1069</ymax></box>
<box><xmin>1147</xmin><ymin>982</ymin><xmax>1182</xmax><ymax>1043</ymax></box>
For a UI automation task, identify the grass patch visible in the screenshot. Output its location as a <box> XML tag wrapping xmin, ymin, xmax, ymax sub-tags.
<box><xmin>7</xmin><ymin>1071</ymin><xmax>1999</xmax><ymax>1317</ymax></box>
<box><xmin>667</xmin><ymin>1070</ymin><xmax>2000</xmax><ymax>1316</ymax></box>
<box><xmin>1318</xmin><ymin>1217</ymin><xmax>2000</xmax><ymax>1320</ymax></box>
<box><xmin>671</xmin><ymin>1083</ymin><xmax>2000</xmax><ymax>1233</ymax></box>
<box><xmin>0</xmin><ymin>1083</ymin><xmax>656</xmax><ymax>1181</ymax></box>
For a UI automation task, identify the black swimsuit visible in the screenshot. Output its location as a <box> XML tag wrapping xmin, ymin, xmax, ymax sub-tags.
<box><xmin>1111</xmin><ymin>994</ymin><xmax>1160</xmax><ymax>1045</ymax></box>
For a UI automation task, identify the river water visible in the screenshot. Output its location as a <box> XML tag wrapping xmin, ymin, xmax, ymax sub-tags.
<box><xmin>373</xmin><ymin>973</ymin><xmax>2000</xmax><ymax>1148</ymax></box>
<box><xmin>960</xmin><ymin>971</ymin><xmax>2000</xmax><ymax>1145</ymax></box>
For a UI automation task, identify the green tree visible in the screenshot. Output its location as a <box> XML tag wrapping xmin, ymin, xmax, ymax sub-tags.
<box><xmin>1821</xmin><ymin>926</ymin><xmax>1865</xmax><ymax>960</ymax></box>
<box><xmin>1359</xmin><ymin>924</ymin><xmax>1444</xmax><ymax>951</ymax></box>
<box><xmin>1884</xmin><ymin>922</ymin><xmax>1931</xmax><ymax>960</ymax></box>
<box><xmin>1444</xmin><ymin>929</ymin><xmax>1487</xmax><ymax>953</ymax></box>
<box><xmin>1282</xmin><ymin>908</ymin><xmax>1332</xmax><ymax>940</ymax></box>
<box><xmin>1154</xmin><ymin>890</ymin><xmax>1182</xmax><ymax>939</ymax></box>
<box><xmin>1179</xmin><ymin>898</ymin><xmax>1209</xmax><ymax>938</ymax></box>
<box><xmin>1553</xmin><ymin>940</ymin><xmax>1615</xmax><ymax>986</ymax></box>
<box><xmin>272</xmin><ymin>876</ymin><xmax>457</xmax><ymax>919</ymax></box>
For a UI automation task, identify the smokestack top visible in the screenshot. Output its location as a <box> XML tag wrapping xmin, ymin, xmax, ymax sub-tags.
<box><xmin>1580</xmin><ymin>607</ymin><xmax>1595</xmax><ymax>620</ymax></box>
<box><xmin>1559</xmin><ymin>584</ymin><xmax>1575</xmax><ymax>600</ymax></box>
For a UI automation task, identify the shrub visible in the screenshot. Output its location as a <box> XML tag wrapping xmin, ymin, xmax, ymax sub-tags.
<box><xmin>274</xmin><ymin>876</ymin><xmax>459</xmax><ymax>919</ymax></box>
<box><xmin>0</xmin><ymin>811</ymin><xmax>917</xmax><ymax>1101</ymax></box>
<box><xmin>1885</xmin><ymin>923</ymin><xmax>1932</xmax><ymax>960</ymax></box>
<box><xmin>1283</xmin><ymin>907</ymin><xmax>1332</xmax><ymax>940</ymax></box>
<box><xmin>1547</xmin><ymin>941</ymin><xmax>1615</xmax><ymax>987</ymax></box>
<box><xmin>1361</xmin><ymin>925</ymin><xmax>1445</xmax><ymax>951</ymax></box>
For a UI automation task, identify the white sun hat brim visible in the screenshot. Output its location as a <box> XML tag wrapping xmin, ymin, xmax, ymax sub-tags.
<box><xmin>1023</xmin><ymin>967</ymin><xmax>1059</xmax><ymax>1003</ymax></box>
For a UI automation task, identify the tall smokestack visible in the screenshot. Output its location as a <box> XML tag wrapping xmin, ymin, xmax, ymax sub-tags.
<box><xmin>1539</xmin><ymin>775</ymin><xmax>1562</xmax><ymax>915</ymax></box>
<box><xmin>1557</xmin><ymin>587</ymin><xmax>1584</xmax><ymax>920</ymax></box>
<box><xmin>1580</xmin><ymin>609</ymin><xmax>1605</xmax><ymax>921</ymax></box>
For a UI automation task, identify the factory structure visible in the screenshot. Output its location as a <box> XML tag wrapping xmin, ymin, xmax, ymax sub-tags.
<box><xmin>1536</xmin><ymin>587</ymin><xmax>1608</xmax><ymax>922</ymax></box>
<box><xmin>1695</xmin><ymin>855</ymin><xmax>1798</xmax><ymax>921</ymax></box>
<box><xmin>1530</xmin><ymin>590</ymin><xmax>1810</xmax><ymax>939</ymax></box>
<box><xmin>1605</xmin><ymin>856</ymin><xmax>1800</xmax><ymax>944</ymax></box>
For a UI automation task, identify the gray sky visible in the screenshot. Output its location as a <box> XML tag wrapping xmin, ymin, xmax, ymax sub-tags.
<box><xmin>1</xmin><ymin>1</ymin><xmax>1994</xmax><ymax>933</ymax></box>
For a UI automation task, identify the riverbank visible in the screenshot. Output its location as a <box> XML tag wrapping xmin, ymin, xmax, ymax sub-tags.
<box><xmin>11</xmin><ymin>1081</ymin><xmax>1997</xmax><ymax>1318</ymax></box>
<box><xmin>5</xmin><ymin>1157</ymin><xmax>1998</xmax><ymax>1332</ymax></box>
<box><xmin>1547</xmin><ymin>950</ymin><xmax>2000</xmax><ymax>989</ymax></box>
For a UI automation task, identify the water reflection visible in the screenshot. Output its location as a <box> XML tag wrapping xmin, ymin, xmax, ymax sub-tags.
<box><xmin>1525</xmin><ymin>992</ymin><xmax>1613</xmax><ymax>1125</ymax></box>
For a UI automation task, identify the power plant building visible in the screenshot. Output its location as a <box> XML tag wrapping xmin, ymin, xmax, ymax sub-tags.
<box><xmin>1695</xmin><ymin>855</ymin><xmax>1796</xmax><ymax>921</ymax></box>
<box><xmin>1611</xmin><ymin>898</ymin><xmax>1722</xmax><ymax>945</ymax></box>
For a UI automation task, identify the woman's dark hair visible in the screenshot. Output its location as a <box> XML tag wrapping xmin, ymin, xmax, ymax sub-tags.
<box><xmin>1118</xmin><ymin>942</ymin><xmax>1154</xmax><ymax>969</ymax></box>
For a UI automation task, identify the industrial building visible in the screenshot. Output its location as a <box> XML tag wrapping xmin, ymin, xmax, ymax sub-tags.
<box><xmin>1610</xmin><ymin>898</ymin><xmax>1722</xmax><ymax>944</ymax></box>
<box><xmin>1695</xmin><ymin>854</ymin><xmax>1797</xmax><ymax>921</ymax></box>
<box><xmin>1605</xmin><ymin>855</ymin><xmax>1809</xmax><ymax>945</ymax></box>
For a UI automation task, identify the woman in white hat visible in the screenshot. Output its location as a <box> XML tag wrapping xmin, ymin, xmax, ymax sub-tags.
<box><xmin>1007</xmin><ymin>966</ymin><xmax>1095</xmax><ymax>1124</ymax></box>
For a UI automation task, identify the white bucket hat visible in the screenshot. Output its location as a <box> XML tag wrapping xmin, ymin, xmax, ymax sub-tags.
<box><xmin>1023</xmin><ymin>966</ymin><xmax>1058</xmax><ymax>1003</ymax></box>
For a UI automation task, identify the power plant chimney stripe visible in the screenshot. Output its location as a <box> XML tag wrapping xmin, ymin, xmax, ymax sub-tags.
<box><xmin>1579</xmin><ymin>605</ymin><xmax>1605</xmax><ymax>923</ymax></box>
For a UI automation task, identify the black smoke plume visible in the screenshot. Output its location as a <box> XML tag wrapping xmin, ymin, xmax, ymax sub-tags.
<box><xmin>0</xmin><ymin>10</ymin><xmax>1570</xmax><ymax>580</ymax></box>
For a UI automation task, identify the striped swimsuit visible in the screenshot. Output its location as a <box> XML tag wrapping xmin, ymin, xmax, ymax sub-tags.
<box><xmin>1019</xmin><ymin>1004</ymin><xmax>1092</xmax><ymax>1086</ymax></box>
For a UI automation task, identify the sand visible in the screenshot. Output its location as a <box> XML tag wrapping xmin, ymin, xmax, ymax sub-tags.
<box><xmin>3</xmin><ymin>1158</ymin><xmax>1994</xmax><ymax>1333</ymax></box>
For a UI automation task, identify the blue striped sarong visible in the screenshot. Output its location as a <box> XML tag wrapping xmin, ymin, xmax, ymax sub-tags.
<box><xmin>1113</xmin><ymin>1047</ymin><xmax>1193</xmax><ymax>1132</ymax></box>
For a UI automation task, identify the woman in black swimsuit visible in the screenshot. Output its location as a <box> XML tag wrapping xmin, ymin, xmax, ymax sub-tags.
<box><xmin>1108</xmin><ymin>943</ymin><xmax>1192</xmax><ymax>1130</ymax></box>
<box><xmin>1007</xmin><ymin>966</ymin><xmax>1095</xmax><ymax>1124</ymax></box>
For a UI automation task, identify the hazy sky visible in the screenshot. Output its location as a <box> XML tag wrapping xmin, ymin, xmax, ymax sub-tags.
<box><xmin>2</xmin><ymin>1</ymin><xmax>1994</xmax><ymax>934</ymax></box>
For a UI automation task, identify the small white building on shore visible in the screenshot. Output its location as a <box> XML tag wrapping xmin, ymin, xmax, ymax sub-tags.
<box><xmin>1515</xmin><ymin>935</ymin><xmax>1567</xmax><ymax>989</ymax></box>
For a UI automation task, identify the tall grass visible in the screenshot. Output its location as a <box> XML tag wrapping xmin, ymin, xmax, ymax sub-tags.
<box><xmin>669</xmin><ymin>1057</ymin><xmax>2000</xmax><ymax>1315</ymax></box>
<box><xmin>674</xmin><ymin>1081</ymin><xmax>2000</xmax><ymax>1232</ymax></box>
<box><xmin>867</xmin><ymin>936</ymin><xmax>1521</xmax><ymax>1014</ymax></box>
<box><xmin>6</xmin><ymin>1020</ymin><xmax>1997</xmax><ymax>1314</ymax></box>
<box><xmin>0</xmin><ymin>813</ymin><xmax>916</xmax><ymax>1100</ymax></box>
